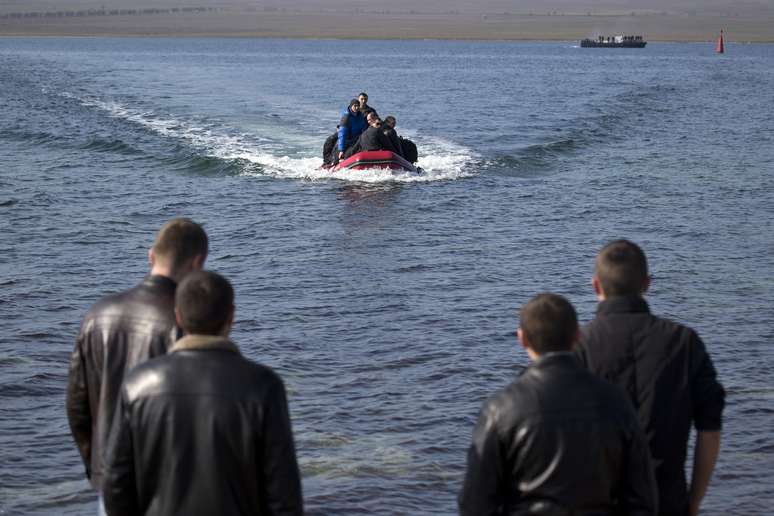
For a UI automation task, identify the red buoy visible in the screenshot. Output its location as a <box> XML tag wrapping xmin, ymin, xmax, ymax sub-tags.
<box><xmin>716</xmin><ymin>30</ymin><xmax>725</xmax><ymax>54</ymax></box>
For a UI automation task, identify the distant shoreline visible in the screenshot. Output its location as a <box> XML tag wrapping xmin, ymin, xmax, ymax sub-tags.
<box><xmin>3</xmin><ymin>34</ymin><xmax>770</xmax><ymax>44</ymax></box>
<box><xmin>1</xmin><ymin>11</ymin><xmax>772</xmax><ymax>42</ymax></box>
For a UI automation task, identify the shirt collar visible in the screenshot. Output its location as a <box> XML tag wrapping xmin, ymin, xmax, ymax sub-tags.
<box><xmin>526</xmin><ymin>351</ymin><xmax>581</xmax><ymax>373</ymax></box>
<box><xmin>143</xmin><ymin>274</ymin><xmax>177</xmax><ymax>291</ymax></box>
<box><xmin>597</xmin><ymin>295</ymin><xmax>650</xmax><ymax>316</ymax></box>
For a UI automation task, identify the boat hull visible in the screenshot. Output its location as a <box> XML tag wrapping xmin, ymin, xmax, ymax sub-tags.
<box><xmin>580</xmin><ymin>40</ymin><xmax>647</xmax><ymax>48</ymax></box>
<box><xmin>325</xmin><ymin>150</ymin><xmax>418</xmax><ymax>173</ymax></box>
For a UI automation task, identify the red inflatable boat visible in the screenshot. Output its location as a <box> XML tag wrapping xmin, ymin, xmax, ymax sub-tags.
<box><xmin>324</xmin><ymin>150</ymin><xmax>419</xmax><ymax>173</ymax></box>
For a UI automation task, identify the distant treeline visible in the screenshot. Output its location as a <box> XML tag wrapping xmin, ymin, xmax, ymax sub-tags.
<box><xmin>0</xmin><ymin>6</ymin><xmax>217</xmax><ymax>20</ymax></box>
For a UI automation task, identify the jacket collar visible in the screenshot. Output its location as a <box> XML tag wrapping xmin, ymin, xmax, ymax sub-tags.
<box><xmin>143</xmin><ymin>274</ymin><xmax>177</xmax><ymax>291</ymax></box>
<box><xmin>527</xmin><ymin>351</ymin><xmax>581</xmax><ymax>372</ymax></box>
<box><xmin>597</xmin><ymin>295</ymin><xmax>650</xmax><ymax>316</ymax></box>
<box><xmin>171</xmin><ymin>334</ymin><xmax>240</xmax><ymax>354</ymax></box>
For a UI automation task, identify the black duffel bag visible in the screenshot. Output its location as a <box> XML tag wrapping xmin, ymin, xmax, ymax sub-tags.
<box><xmin>322</xmin><ymin>132</ymin><xmax>338</xmax><ymax>165</ymax></box>
<box><xmin>400</xmin><ymin>137</ymin><xmax>418</xmax><ymax>164</ymax></box>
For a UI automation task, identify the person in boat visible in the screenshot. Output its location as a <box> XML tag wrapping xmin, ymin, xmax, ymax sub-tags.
<box><xmin>333</xmin><ymin>98</ymin><xmax>367</xmax><ymax>164</ymax></box>
<box><xmin>358</xmin><ymin>92</ymin><xmax>377</xmax><ymax>119</ymax></box>
<box><xmin>379</xmin><ymin>115</ymin><xmax>418</xmax><ymax>164</ymax></box>
<box><xmin>381</xmin><ymin>116</ymin><xmax>404</xmax><ymax>158</ymax></box>
<box><xmin>344</xmin><ymin>113</ymin><xmax>398</xmax><ymax>159</ymax></box>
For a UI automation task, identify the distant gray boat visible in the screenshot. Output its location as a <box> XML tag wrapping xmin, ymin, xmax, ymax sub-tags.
<box><xmin>581</xmin><ymin>35</ymin><xmax>647</xmax><ymax>48</ymax></box>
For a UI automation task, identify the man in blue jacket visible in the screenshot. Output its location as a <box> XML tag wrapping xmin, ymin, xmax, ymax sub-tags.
<box><xmin>335</xmin><ymin>98</ymin><xmax>366</xmax><ymax>163</ymax></box>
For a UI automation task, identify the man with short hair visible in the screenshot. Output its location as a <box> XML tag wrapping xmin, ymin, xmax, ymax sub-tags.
<box><xmin>344</xmin><ymin>113</ymin><xmax>398</xmax><ymax>158</ymax></box>
<box><xmin>577</xmin><ymin>240</ymin><xmax>725</xmax><ymax>516</ymax></box>
<box><xmin>358</xmin><ymin>91</ymin><xmax>377</xmax><ymax>118</ymax></box>
<box><xmin>381</xmin><ymin>115</ymin><xmax>404</xmax><ymax>158</ymax></box>
<box><xmin>460</xmin><ymin>293</ymin><xmax>657</xmax><ymax>515</ymax></box>
<box><xmin>102</xmin><ymin>271</ymin><xmax>303</xmax><ymax>516</ymax></box>
<box><xmin>66</xmin><ymin>218</ymin><xmax>208</xmax><ymax>511</ymax></box>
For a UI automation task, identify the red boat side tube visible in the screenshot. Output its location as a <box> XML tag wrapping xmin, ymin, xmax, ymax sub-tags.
<box><xmin>326</xmin><ymin>151</ymin><xmax>417</xmax><ymax>173</ymax></box>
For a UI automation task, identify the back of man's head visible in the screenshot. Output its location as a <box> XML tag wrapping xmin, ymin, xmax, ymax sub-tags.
<box><xmin>595</xmin><ymin>239</ymin><xmax>649</xmax><ymax>297</ymax></box>
<box><xmin>176</xmin><ymin>270</ymin><xmax>234</xmax><ymax>336</ymax></box>
<box><xmin>152</xmin><ymin>218</ymin><xmax>208</xmax><ymax>273</ymax></box>
<box><xmin>519</xmin><ymin>293</ymin><xmax>578</xmax><ymax>355</ymax></box>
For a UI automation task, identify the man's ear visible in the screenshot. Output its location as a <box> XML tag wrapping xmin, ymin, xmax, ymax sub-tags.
<box><xmin>218</xmin><ymin>304</ymin><xmax>235</xmax><ymax>337</ymax></box>
<box><xmin>148</xmin><ymin>247</ymin><xmax>155</xmax><ymax>267</ymax></box>
<box><xmin>592</xmin><ymin>275</ymin><xmax>604</xmax><ymax>300</ymax></box>
<box><xmin>642</xmin><ymin>275</ymin><xmax>651</xmax><ymax>295</ymax></box>
<box><xmin>226</xmin><ymin>304</ymin><xmax>235</xmax><ymax>331</ymax></box>
<box><xmin>516</xmin><ymin>328</ymin><xmax>529</xmax><ymax>351</ymax></box>
<box><xmin>175</xmin><ymin>308</ymin><xmax>184</xmax><ymax>330</ymax></box>
<box><xmin>570</xmin><ymin>326</ymin><xmax>581</xmax><ymax>350</ymax></box>
<box><xmin>191</xmin><ymin>253</ymin><xmax>207</xmax><ymax>271</ymax></box>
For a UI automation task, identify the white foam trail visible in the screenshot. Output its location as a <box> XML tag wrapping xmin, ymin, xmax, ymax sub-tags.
<box><xmin>71</xmin><ymin>94</ymin><xmax>261</xmax><ymax>152</ymax></box>
<box><xmin>67</xmin><ymin>93</ymin><xmax>477</xmax><ymax>183</ymax></box>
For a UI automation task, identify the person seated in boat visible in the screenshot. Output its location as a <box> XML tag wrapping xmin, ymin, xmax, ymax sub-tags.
<box><xmin>381</xmin><ymin>116</ymin><xmax>404</xmax><ymax>158</ymax></box>
<box><xmin>358</xmin><ymin>92</ymin><xmax>377</xmax><ymax>119</ymax></box>
<box><xmin>334</xmin><ymin>98</ymin><xmax>367</xmax><ymax>164</ymax></box>
<box><xmin>381</xmin><ymin>115</ymin><xmax>418</xmax><ymax>164</ymax></box>
<box><xmin>343</xmin><ymin>114</ymin><xmax>398</xmax><ymax>159</ymax></box>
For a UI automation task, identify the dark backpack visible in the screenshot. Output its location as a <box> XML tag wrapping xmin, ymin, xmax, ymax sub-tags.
<box><xmin>400</xmin><ymin>137</ymin><xmax>418</xmax><ymax>163</ymax></box>
<box><xmin>322</xmin><ymin>132</ymin><xmax>338</xmax><ymax>164</ymax></box>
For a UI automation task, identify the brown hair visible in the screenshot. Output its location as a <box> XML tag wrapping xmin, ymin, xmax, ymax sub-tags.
<box><xmin>152</xmin><ymin>218</ymin><xmax>208</xmax><ymax>272</ymax></box>
<box><xmin>176</xmin><ymin>270</ymin><xmax>233</xmax><ymax>335</ymax></box>
<box><xmin>595</xmin><ymin>239</ymin><xmax>648</xmax><ymax>297</ymax></box>
<box><xmin>519</xmin><ymin>293</ymin><xmax>578</xmax><ymax>354</ymax></box>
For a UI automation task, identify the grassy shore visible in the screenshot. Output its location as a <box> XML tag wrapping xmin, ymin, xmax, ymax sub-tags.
<box><xmin>1</xmin><ymin>10</ymin><xmax>772</xmax><ymax>41</ymax></box>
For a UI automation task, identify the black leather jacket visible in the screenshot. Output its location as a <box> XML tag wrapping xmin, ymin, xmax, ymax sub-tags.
<box><xmin>459</xmin><ymin>352</ymin><xmax>657</xmax><ymax>516</ymax></box>
<box><xmin>102</xmin><ymin>335</ymin><xmax>303</xmax><ymax>516</ymax></box>
<box><xmin>66</xmin><ymin>275</ymin><xmax>178</xmax><ymax>489</ymax></box>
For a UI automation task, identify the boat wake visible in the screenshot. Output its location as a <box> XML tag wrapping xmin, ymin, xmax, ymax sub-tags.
<box><xmin>67</xmin><ymin>93</ymin><xmax>476</xmax><ymax>184</ymax></box>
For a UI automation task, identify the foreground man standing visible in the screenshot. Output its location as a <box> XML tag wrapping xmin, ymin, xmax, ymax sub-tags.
<box><xmin>577</xmin><ymin>240</ymin><xmax>725</xmax><ymax>516</ymax></box>
<box><xmin>460</xmin><ymin>293</ymin><xmax>656</xmax><ymax>515</ymax></box>
<box><xmin>66</xmin><ymin>218</ymin><xmax>208</xmax><ymax>508</ymax></box>
<box><xmin>102</xmin><ymin>270</ymin><xmax>303</xmax><ymax>516</ymax></box>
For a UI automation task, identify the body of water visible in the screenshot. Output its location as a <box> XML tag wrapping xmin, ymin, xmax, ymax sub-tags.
<box><xmin>1</xmin><ymin>37</ymin><xmax>772</xmax><ymax>514</ymax></box>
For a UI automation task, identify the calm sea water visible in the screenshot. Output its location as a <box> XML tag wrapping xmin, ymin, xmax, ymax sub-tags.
<box><xmin>1</xmin><ymin>37</ymin><xmax>772</xmax><ymax>514</ymax></box>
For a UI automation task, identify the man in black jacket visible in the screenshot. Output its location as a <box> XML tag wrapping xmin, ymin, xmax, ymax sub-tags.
<box><xmin>66</xmin><ymin>218</ymin><xmax>208</xmax><ymax>511</ymax></box>
<box><xmin>460</xmin><ymin>293</ymin><xmax>657</xmax><ymax>516</ymax></box>
<box><xmin>358</xmin><ymin>91</ymin><xmax>377</xmax><ymax>118</ymax></box>
<box><xmin>577</xmin><ymin>240</ymin><xmax>725</xmax><ymax>516</ymax></box>
<box><xmin>102</xmin><ymin>270</ymin><xmax>303</xmax><ymax>516</ymax></box>
<box><xmin>382</xmin><ymin>116</ymin><xmax>404</xmax><ymax>158</ymax></box>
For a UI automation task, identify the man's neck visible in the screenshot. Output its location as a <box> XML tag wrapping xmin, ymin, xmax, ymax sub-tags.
<box><xmin>150</xmin><ymin>265</ymin><xmax>177</xmax><ymax>283</ymax></box>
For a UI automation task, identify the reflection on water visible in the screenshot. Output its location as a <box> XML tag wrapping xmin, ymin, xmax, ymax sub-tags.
<box><xmin>337</xmin><ymin>183</ymin><xmax>403</xmax><ymax>206</ymax></box>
